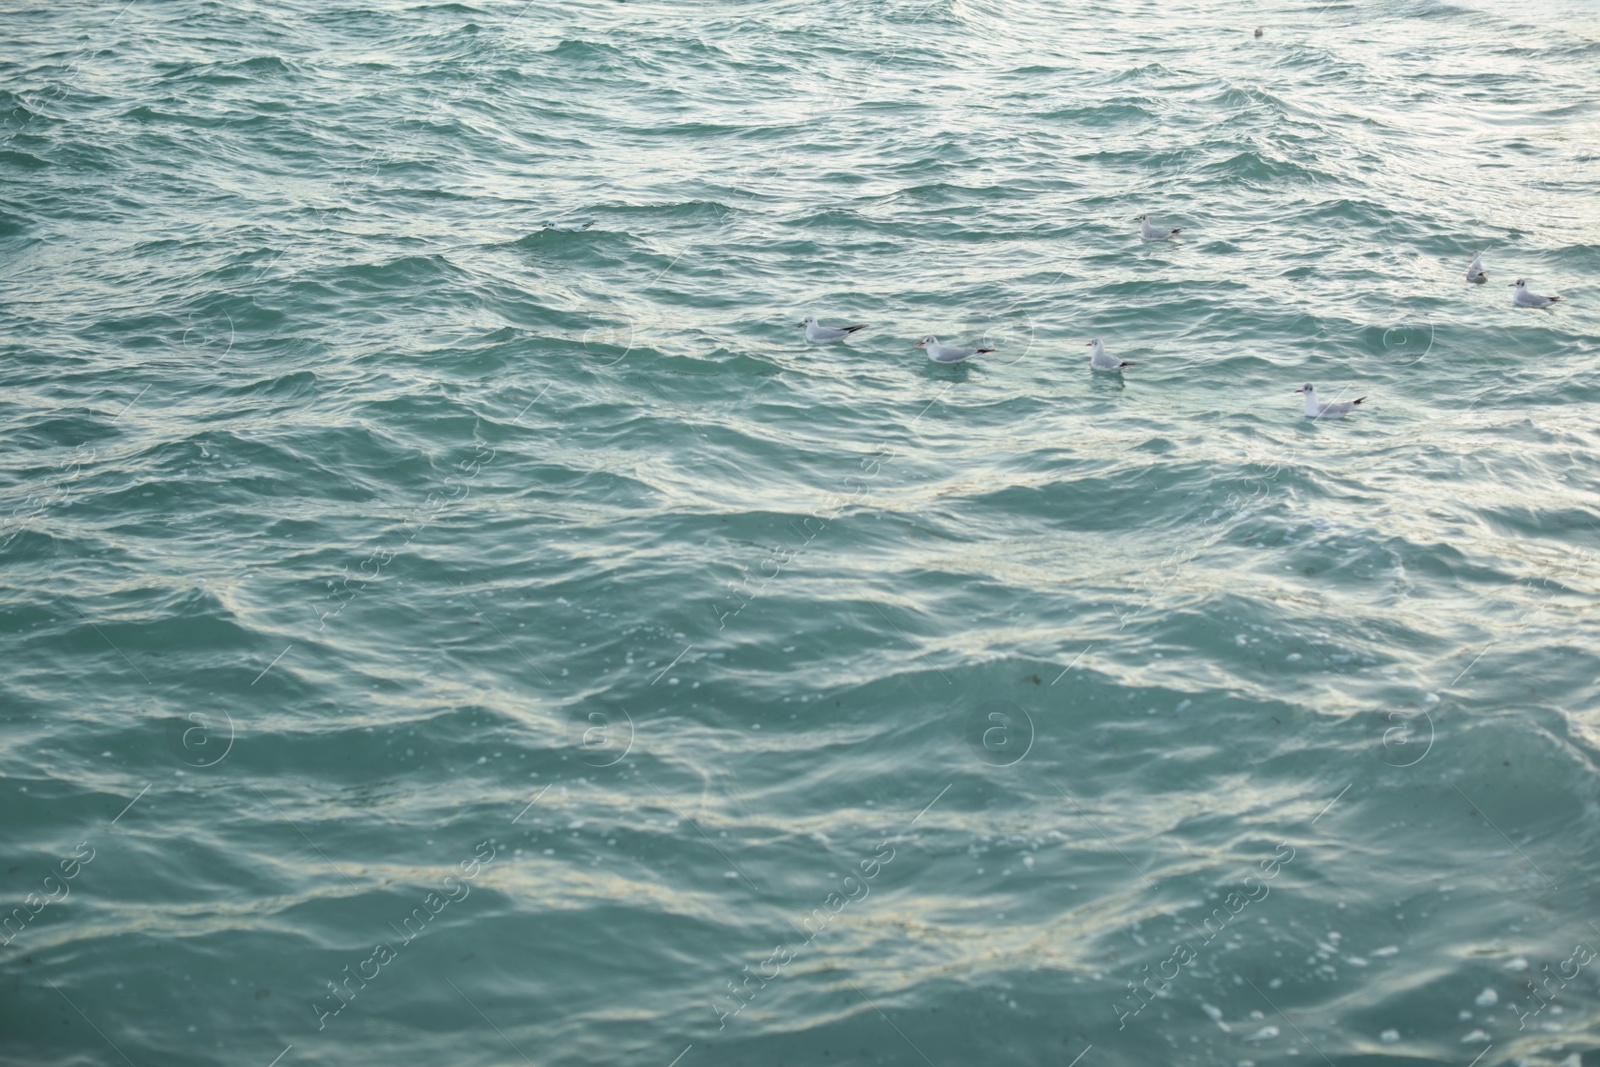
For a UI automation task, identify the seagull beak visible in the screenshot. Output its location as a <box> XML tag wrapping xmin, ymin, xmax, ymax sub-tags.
<box><xmin>1293</xmin><ymin>387</ymin><xmax>1305</xmax><ymax>393</ymax></box>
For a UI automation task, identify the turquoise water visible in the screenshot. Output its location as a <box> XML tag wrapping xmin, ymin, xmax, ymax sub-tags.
<box><xmin>4</xmin><ymin>0</ymin><xmax>1600</xmax><ymax>1064</ymax></box>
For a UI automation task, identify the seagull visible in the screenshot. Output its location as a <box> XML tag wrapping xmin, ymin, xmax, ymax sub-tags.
<box><xmin>1510</xmin><ymin>278</ymin><xmax>1562</xmax><ymax>308</ymax></box>
<box><xmin>1087</xmin><ymin>338</ymin><xmax>1134</xmax><ymax>371</ymax></box>
<box><xmin>1254</xmin><ymin>25</ymin><xmax>1264</xmax><ymax>36</ymax></box>
<box><xmin>542</xmin><ymin>220</ymin><xmax>594</xmax><ymax>232</ymax></box>
<box><xmin>1295</xmin><ymin>384</ymin><xmax>1365</xmax><ymax>419</ymax></box>
<box><xmin>1465</xmin><ymin>251</ymin><xmax>1487</xmax><ymax>283</ymax></box>
<box><xmin>917</xmin><ymin>335</ymin><xmax>994</xmax><ymax>364</ymax></box>
<box><xmin>798</xmin><ymin>315</ymin><xmax>869</xmax><ymax>344</ymax></box>
<box><xmin>1137</xmin><ymin>214</ymin><xmax>1182</xmax><ymax>239</ymax></box>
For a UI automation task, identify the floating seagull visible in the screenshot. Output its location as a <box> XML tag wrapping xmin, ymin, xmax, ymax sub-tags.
<box><xmin>542</xmin><ymin>220</ymin><xmax>594</xmax><ymax>232</ymax></box>
<box><xmin>1137</xmin><ymin>214</ymin><xmax>1182</xmax><ymax>239</ymax></box>
<box><xmin>799</xmin><ymin>315</ymin><xmax>869</xmax><ymax>344</ymax></box>
<box><xmin>1295</xmin><ymin>384</ymin><xmax>1365</xmax><ymax>419</ymax></box>
<box><xmin>1465</xmin><ymin>251</ymin><xmax>1487</xmax><ymax>284</ymax></box>
<box><xmin>1087</xmin><ymin>338</ymin><xmax>1134</xmax><ymax>371</ymax></box>
<box><xmin>1510</xmin><ymin>278</ymin><xmax>1562</xmax><ymax>308</ymax></box>
<box><xmin>1254</xmin><ymin>25</ymin><xmax>1264</xmax><ymax>37</ymax></box>
<box><xmin>917</xmin><ymin>335</ymin><xmax>994</xmax><ymax>364</ymax></box>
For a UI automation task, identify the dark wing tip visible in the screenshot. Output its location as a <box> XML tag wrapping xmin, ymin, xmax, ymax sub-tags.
<box><xmin>845</xmin><ymin>324</ymin><xmax>870</xmax><ymax>333</ymax></box>
<box><xmin>1353</xmin><ymin>397</ymin><xmax>1366</xmax><ymax>404</ymax></box>
<box><xmin>977</xmin><ymin>348</ymin><xmax>997</xmax><ymax>354</ymax></box>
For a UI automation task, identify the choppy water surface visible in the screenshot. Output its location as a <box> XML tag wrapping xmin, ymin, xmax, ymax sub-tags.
<box><xmin>4</xmin><ymin>0</ymin><xmax>1600</xmax><ymax>1064</ymax></box>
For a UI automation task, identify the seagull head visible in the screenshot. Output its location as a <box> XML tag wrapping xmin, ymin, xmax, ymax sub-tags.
<box><xmin>1294</xmin><ymin>384</ymin><xmax>1314</xmax><ymax>395</ymax></box>
<box><xmin>1510</xmin><ymin>279</ymin><xmax>1525</xmax><ymax>288</ymax></box>
<box><xmin>1134</xmin><ymin>214</ymin><xmax>1148</xmax><ymax>221</ymax></box>
<box><xmin>917</xmin><ymin>335</ymin><xmax>936</xmax><ymax>348</ymax></box>
<box><xmin>1085</xmin><ymin>338</ymin><xmax>1103</xmax><ymax>351</ymax></box>
<box><xmin>800</xmin><ymin>315</ymin><xmax>816</xmax><ymax>327</ymax></box>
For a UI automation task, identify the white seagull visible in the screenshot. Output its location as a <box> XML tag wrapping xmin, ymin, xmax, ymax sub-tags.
<box><xmin>542</xmin><ymin>220</ymin><xmax>594</xmax><ymax>232</ymax></box>
<box><xmin>1510</xmin><ymin>278</ymin><xmax>1562</xmax><ymax>308</ymax></box>
<box><xmin>1087</xmin><ymin>338</ymin><xmax>1134</xmax><ymax>371</ymax></box>
<box><xmin>917</xmin><ymin>335</ymin><xmax>994</xmax><ymax>364</ymax></box>
<box><xmin>799</xmin><ymin>315</ymin><xmax>870</xmax><ymax>344</ymax></box>
<box><xmin>1137</xmin><ymin>214</ymin><xmax>1182</xmax><ymax>239</ymax></box>
<box><xmin>1254</xmin><ymin>25</ymin><xmax>1264</xmax><ymax>37</ymax></box>
<box><xmin>1295</xmin><ymin>383</ymin><xmax>1365</xmax><ymax>419</ymax></box>
<box><xmin>1465</xmin><ymin>251</ymin><xmax>1487</xmax><ymax>284</ymax></box>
